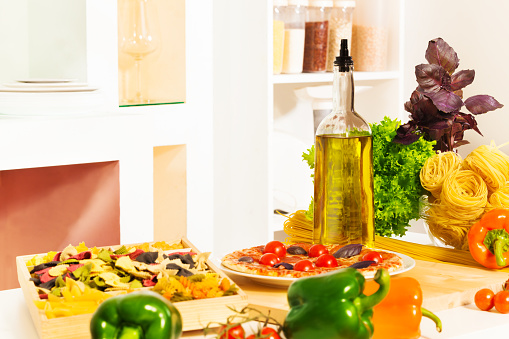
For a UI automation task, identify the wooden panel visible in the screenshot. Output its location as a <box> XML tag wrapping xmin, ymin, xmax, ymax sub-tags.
<box><xmin>224</xmin><ymin>259</ymin><xmax>509</xmax><ymax>325</ymax></box>
<box><xmin>17</xmin><ymin>238</ymin><xmax>247</xmax><ymax>338</ymax></box>
<box><xmin>1</xmin><ymin>161</ymin><xmax>120</xmax><ymax>290</ymax></box>
<box><xmin>153</xmin><ymin>145</ymin><xmax>187</xmax><ymax>242</ymax></box>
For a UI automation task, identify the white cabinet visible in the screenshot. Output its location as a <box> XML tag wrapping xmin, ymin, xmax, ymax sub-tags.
<box><xmin>0</xmin><ymin>0</ymin><xmax>214</xmax><ymax>252</ymax></box>
<box><xmin>213</xmin><ymin>0</ymin><xmax>405</xmax><ymax>253</ymax></box>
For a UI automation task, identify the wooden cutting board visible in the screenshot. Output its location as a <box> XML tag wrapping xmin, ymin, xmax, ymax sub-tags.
<box><xmin>227</xmin><ymin>260</ymin><xmax>509</xmax><ymax>324</ymax></box>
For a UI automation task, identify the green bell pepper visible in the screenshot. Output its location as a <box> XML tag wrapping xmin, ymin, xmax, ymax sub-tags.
<box><xmin>90</xmin><ymin>291</ymin><xmax>182</xmax><ymax>339</ymax></box>
<box><xmin>283</xmin><ymin>268</ymin><xmax>390</xmax><ymax>339</ymax></box>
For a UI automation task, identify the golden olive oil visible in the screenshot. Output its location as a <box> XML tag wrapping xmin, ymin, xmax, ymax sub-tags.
<box><xmin>313</xmin><ymin>134</ymin><xmax>374</xmax><ymax>247</ymax></box>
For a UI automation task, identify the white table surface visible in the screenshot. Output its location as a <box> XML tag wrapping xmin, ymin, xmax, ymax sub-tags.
<box><xmin>4</xmin><ymin>232</ymin><xmax>509</xmax><ymax>338</ymax></box>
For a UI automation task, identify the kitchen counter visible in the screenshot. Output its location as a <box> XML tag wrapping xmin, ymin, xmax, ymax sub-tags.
<box><xmin>4</xmin><ymin>232</ymin><xmax>509</xmax><ymax>338</ymax></box>
<box><xmin>2</xmin><ymin>287</ymin><xmax>509</xmax><ymax>339</ymax></box>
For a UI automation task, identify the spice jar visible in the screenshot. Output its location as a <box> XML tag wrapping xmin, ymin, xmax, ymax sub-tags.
<box><xmin>303</xmin><ymin>0</ymin><xmax>332</xmax><ymax>73</ymax></box>
<box><xmin>326</xmin><ymin>0</ymin><xmax>355</xmax><ymax>72</ymax></box>
<box><xmin>282</xmin><ymin>0</ymin><xmax>308</xmax><ymax>74</ymax></box>
<box><xmin>273</xmin><ymin>0</ymin><xmax>288</xmax><ymax>74</ymax></box>
<box><xmin>351</xmin><ymin>0</ymin><xmax>388</xmax><ymax>71</ymax></box>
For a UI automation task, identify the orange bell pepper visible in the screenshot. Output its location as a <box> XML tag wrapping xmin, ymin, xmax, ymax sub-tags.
<box><xmin>364</xmin><ymin>276</ymin><xmax>442</xmax><ymax>339</ymax></box>
<box><xmin>468</xmin><ymin>208</ymin><xmax>509</xmax><ymax>269</ymax></box>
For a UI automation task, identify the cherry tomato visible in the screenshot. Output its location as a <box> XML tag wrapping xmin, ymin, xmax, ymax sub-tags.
<box><xmin>475</xmin><ymin>288</ymin><xmax>495</xmax><ymax>311</ymax></box>
<box><xmin>219</xmin><ymin>324</ymin><xmax>245</xmax><ymax>339</ymax></box>
<box><xmin>294</xmin><ymin>259</ymin><xmax>314</xmax><ymax>271</ymax></box>
<box><xmin>362</xmin><ymin>251</ymin><xmax>383</xmax><ymax>265</ymax></box>
<box><xmin>260</xmin><ymin>327</ymin><xmax>280</xmax><ymax>339</ymax></box>
<box><xmin>263</xmin><ymin>240</ymin><xmax>287</xmax><ymax>258</ymax></box>
<box><xmin>245</xmin><ymin>327</ymin><xmax>280</xmax><ymax>339</ymax></box>
<box><xmin>315</xmin><ymin>254</ymin><xmax>339</xmax><ymax>268</ymax></box>
<box><xmin>259</xmin><ymin>253</ymin><xmax>280</xmax><ymax>266</ymax></box>
<box><xmin>494</xmin><ymin>290</ymin><xmax>509</xmax><ymax>314</ymax></box>
<box><xmin>309</xmin><ymin>244</ymin><xmax>329</xmax><ymax>258</ymax></box>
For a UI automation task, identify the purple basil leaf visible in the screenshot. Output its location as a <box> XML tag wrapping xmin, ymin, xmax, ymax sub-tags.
<box><xmin>464</xmin><ymin>95</ymin><xmax>504</xmax><ymax>114</ymax></box>
<box><xmin>453</xmin><ymin>89</ymin><xmax>464</xmax><ymax>99</ymax></box>
<box><xmin>415</xmin><ymin>64</ymin><xmax>448</xmax><ymax>93</ymax></box>
<box><xmin>453</xmin><ymin>140</ymin><xmax>470</xmax><ymax>148</ymax></box>
<box><xmin>425</xmin><ymin>89</ymin><xmax>463</xmax><ymax>113</ymax></box>
<box><xmin>411</xmin><ymin>92</ymin><xmax>441</xmax><ymax>123</ymax></box>
<box><xmin>450</xmin><ymin>70</ymin><xmax>475</xmax><ymax>91</ymax></box>
<box><xmin>427</xmin><ymin>127</ymin><xmax>447</xmax><ymax>142</ymax></box>
<box><xmin>349</xmin><ymin>261</ymin><xmax>376</xmax><ymax>269</ymax></box>
<box><xmin>404</xmin><ymin>100</ymin><xmax>414</xmax><ymax>113</ymax></box>
<box><xmin>333</xmin><ymin>244</ymin><xmax>363</xmax><ymax>258</ymax></box>
<box><xmin>458</xmin><ymin>113</ymin><xmax>481</xmax><ymax>135</ymax></box>
<box><xmin>273</xmin><ymin>262</ymin><xmax>294</xmax><ymax>270</ymax></box>
<box><xmin>425</xmin><ymin>38</ymin><xmax>460</xmax><ymax>75</ymax></box>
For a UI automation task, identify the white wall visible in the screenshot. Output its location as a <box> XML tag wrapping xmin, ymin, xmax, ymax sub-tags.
<box><xmin>403</xmin><ymin>0</ymin><xmax>509</xmax><ymax>159</ymax></box>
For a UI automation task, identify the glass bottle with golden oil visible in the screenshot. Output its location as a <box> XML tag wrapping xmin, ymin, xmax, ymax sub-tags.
<box><xmin>313</xmin><ymin>39</ymin><xmax>374</xmax><ymax>248</ymax></box>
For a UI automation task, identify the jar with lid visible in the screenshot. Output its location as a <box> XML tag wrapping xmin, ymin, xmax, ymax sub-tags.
<box><xmin>326</xmin><ymin>0</ymin><xmax>355</xmax><ymax>72</ymax></box>
<box><xmin>303</xmin><ymin>0</ymin><xmax>333</xmax><ymax>73</ymax></box>
<box><xmin>281</xmin><ymin>0</ymin><xmax>308</xmax><ymax>74</ymax></box>
<box><xmin>351</xmin><ymin>0</ymin><xmax>388</xmax><ymax>71</ymax></box>
<box><xmin>273</xmin><ymin>0</ymin><xmax>287</xmax><ymax>74</ymax></box>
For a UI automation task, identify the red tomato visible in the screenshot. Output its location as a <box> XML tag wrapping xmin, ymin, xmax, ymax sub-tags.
<box><xmin>294</xmin><ymin>259</ymin><xmax>314</xmax><ymax>271</ymax></box>
<box><xmin>309</xmin><ymin>244</ymin><xmax>329</xmax><ymax>258</ymax></box>
<box><xmin>362</xmin><ymin>251</ymin><xmax>383</xmax><ymax>265</ymax></box>
<box><xmin>315</xmin><ymin>254</ymin><xmax>339</xmax><ymax>268</ymax></box>
<box><xmin>263</xmin><ymin>241</ymin><xmax>287</xmax><ymax>258</ymax></box>
<box><xmin>494</xmin><ymin>290</ymin><xmax>509</xmax><ymax>314</ymax></box>
<box><xmin>259</xmin><ymin>253</ymin><xmax>280</xmax><ymax>266</ymax></box>
<box><xmin>475</xmin><ymin>288</ymin><xmax>495</xmax><ymax>311</ymax></box>
<box><xmin>260</xmin><ymin>327</ymin><xmax>280</xmax><ymax>339</ymax></box>
<box><xmin>219</xmin><ymin>324</ymin><xmax>245</xmax><ymax>339</ymax></box>
<box><xmin>245</xmin><ymin>327</ymin><xmax>280</xmax><ymax>339</ymax></box>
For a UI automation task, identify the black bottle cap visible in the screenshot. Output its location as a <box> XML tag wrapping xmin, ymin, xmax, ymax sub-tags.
<box><xmin>334</xmin><ymin>39</ymin><xmax>353</xmax><ymax>71</ymax></box>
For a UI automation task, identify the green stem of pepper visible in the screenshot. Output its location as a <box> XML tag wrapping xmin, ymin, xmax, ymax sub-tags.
<box><xmin>494</xmin><ymin>238</ymin><xmax>507</xmax><ymax>267</ymax></box>
<box><xmin>357</xmin><ymin>269</ymin><xmax>390</xmax><ymax>313</ymax></box>
<box><xmin>421</xmin><ymin>307</ymin><xmax>442</xmax><ymax>333</ymax></box>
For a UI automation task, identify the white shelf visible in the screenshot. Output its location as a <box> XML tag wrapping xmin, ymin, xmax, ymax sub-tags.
<box><xmin>272</xmin><ymin>71</ymin><xmax>401</xmax><ymax>84</ymax></box>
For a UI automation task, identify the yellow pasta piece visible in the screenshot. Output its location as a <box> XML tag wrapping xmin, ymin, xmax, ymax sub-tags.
<box><xmin>48</xmin><ymin>265</ymin><xmax>69</xmax><ymax>277</ymax></box>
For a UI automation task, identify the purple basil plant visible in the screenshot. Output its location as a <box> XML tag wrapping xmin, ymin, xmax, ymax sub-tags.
<box><xmin>394</xmin><ymin>38</ymin><xmax>504</xmax><ymax>152</ymax></box>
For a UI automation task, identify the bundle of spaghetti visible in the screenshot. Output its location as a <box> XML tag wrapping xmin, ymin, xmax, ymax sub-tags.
<box><xmin>462</xmin><ymin>143</ymin><xmax>509</xmax><ymax>193</ymax></box>
<box><xmin>488</xmin><ymin>182</ymin><xmax>509</xmax><ymax>209</ymax></box>
<box><xmin>374</xmin><ymin>235</ymin><xmax>487</xmax><ymax>267</ymax></box>
<box><xmin>282</xmin><ymin>210</ymin><xmax>313</xmax><ymax>243</ymax></box>
<box><xmin>375</xmin><ymin>235</ymin><xmax>509</xmax><ymax>272</ymax></box>
<box><xmin>439</xmin><ymin>169</ymin><xmax>488</xmax><ymax>220</ymax></box>
<box><xmin>420</xmin><ymin>151</ymin><xmax>462</xmax><ymax>198</ymax></box>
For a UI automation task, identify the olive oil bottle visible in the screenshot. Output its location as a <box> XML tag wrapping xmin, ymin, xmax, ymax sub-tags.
<box><xmin>313</xmin><ymin>39</ymin><xmax>374</xmax><ymax>248</ymax></box>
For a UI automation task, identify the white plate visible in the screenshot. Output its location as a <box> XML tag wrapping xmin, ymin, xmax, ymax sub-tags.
<box><xmin>15</xmin><ymin>78</ymin><xmax>77</xmax><ymax>83</ymax></box>
<box><xmin>4</xmin><ymin>82</ymin><xmax>89</xmax><ymax>88</ymax></box>
<box><xmin>215</xmin><ymin>251</ymin><xmax>416</xmax><ymax>289</ymax></box>
<box><xmin>0</xmin><ymin>86</ymin><xmax>98</xmax><ymax>93</ymax></box>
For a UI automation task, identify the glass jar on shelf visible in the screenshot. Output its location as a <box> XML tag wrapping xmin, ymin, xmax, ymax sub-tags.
<box><xmin>273</xmin><ymin>0</ymin><xmax>288</xmax><ymax>74</ymax></box>
<box><xmin>303</xmin><ymin>0</ymin><xmax>333</xmax><ymax>73</ymax></box>
<box><xmin>326</xmin><ymin>0</ymin><xmax>355</xmax><ymax>72</ymax></box>
<box><xmin>281</xmin><ymin>0</ymin><xmax>308</xmax><ymax>74</ymax></box>
<box><xmin>351</xmin><ymin>0</ymin><xmax>388</xmax><ymax>71</ymax></box>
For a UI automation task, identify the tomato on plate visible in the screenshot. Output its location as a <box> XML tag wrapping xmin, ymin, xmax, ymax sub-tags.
<box><xmin>263</xmin><ymin>241</ymin><xmax>287</xmax><ymax>258</ymax></box>
<box><xmin>246</xmin><ymin>327</ymin><xmax>280</xmax><ymax>339</ymax></box>
<box><xmin>475</xmin><ymin>288</ymin><xmax>495</xmax><ymax>311</ymax></box>
<box><xmin>494</xmin><ymin>290</ymin><xmax>509</xmax><ymax>314</ymax></box>
<box><xmin>219</xmin><ymin>324</ymin><xmax>245</xmax><ymax>339</ymax></box>
<box><xmin>294</xmin><ymin>259</ymin><xmax>314</xmax><ymax>271</ymax></box>
<box><xmin>259</xmin><ymin>253</ymin><xmax>280</xmax><ymax>266</ymax></box>
<box><xmin>315</xmin><ymin>254</ymin><xmax>339</xmax><ymax>268</ymax></box>
<box><xmin>309</xmin><ymin>244</ymin><xmax>329</xmax><ymax>258</ymax></box>
<box><xmin>362</xmin><ymin>251</ymin><xmax>383</xmax><ymax>265</ymax></box>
